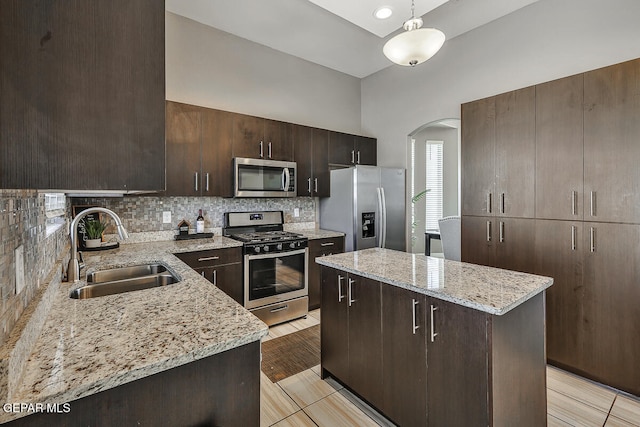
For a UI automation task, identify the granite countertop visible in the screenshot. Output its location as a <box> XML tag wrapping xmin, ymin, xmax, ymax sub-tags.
<box><xmin>316</xmin><ymin>248</ymin><xmax>553</xmax><ymax>315</ymax></box>
<box><xmin>295</xmin><ymin>228</ymin><xmax>345</xmax><ymax>240</ymax></box>
<box><xmin>2</xmin><ymin>236</ymin><xmax>267</xmax><ymax>422</ymax></box>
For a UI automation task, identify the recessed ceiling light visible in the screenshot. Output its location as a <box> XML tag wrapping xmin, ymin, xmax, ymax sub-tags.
<box><xmin>374</xmin><ymin>6</ymin><xmax>393</xmax><ymax>20</ymax></box>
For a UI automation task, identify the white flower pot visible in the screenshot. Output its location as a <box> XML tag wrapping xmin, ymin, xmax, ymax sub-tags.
<box><xmin>85</xmin><ymin>238</ymin><xmax>102</xmax><ymax>248</ymax></box>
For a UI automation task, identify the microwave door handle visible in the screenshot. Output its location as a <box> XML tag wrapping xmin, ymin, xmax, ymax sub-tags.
<box><xmin>283</xmin><ymin>168</ymin><xmax>290</xmax><ymax>191</ymax></box>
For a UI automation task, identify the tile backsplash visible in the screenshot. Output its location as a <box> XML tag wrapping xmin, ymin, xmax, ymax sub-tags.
<box><xmin>70</xmin><ymin>196</ymin><xmax>317</xmax><ymax>234</ymax></box>
<box><xmin>0</xmin><ymin>190</ymin><xmax>69</xmax><ymax>346</ymax></box>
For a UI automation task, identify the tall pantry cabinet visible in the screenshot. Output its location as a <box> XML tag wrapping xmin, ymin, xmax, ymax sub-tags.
<box><xmin>461</xmin><ymin>58</ymin><xmax>640</xmax><ymax>397</ymax></box>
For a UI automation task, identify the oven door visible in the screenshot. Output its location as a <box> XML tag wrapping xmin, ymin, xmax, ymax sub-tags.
<box><xmin>244</xmin><ymin>248</ymin><xmax>308</xmax><ymax>309</ymax></box>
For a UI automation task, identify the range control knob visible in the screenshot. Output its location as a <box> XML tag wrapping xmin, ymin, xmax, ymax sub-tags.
<box><xmin>253</xmin><ymin>246</ymin><xmax>261</xmax><ymax>254</ymax></box>
<box><xmin>276</xmin><ymin>243</ymin><xmax>283</xmax><ymax>251</ymax></box>
<box><xmin>263</xmin><ymin>245</ymin><xmax>270</xmax><ymax>252</ymax></box>
<box><xmin>289</xmin><ymin>242</ymin><xmax>296</xmax><ymax>249</ymax></box>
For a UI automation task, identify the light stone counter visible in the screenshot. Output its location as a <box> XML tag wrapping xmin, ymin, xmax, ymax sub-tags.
<box><xmin>316</xmin><ymin>248</ymin><xmax>553</xmax><ymax>315</ymax></box>
<box><xmin>1</xmin><ymin>236</ymin><xmax>266</xmax><ymax>423</ymax></box>
<box><xmin>294</xmin><ymin>228</ymin><xmax>345</xmax><ymax>240</ymax></box>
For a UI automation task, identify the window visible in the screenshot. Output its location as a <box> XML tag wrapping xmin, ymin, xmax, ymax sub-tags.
<box><xmin>424</xmin><ymin>141</ymin><xmax>443</xmax><ymax>230</ymax></box>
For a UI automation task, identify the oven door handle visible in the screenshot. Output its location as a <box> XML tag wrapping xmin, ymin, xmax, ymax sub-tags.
<box><xmin>245</xmin><ymin>247</ymin><xmax>307</xmax><ymax>260</ymax></box>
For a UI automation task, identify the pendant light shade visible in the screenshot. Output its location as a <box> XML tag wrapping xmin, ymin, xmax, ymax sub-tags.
<box><xmin>383</xmin><ymin>1</ymin><xmax>445</xmax><ymax>67</ymax></box>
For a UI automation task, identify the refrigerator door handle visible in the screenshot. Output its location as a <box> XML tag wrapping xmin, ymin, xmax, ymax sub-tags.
<box><xmin>376</xmin><ymin>187</ymin><xmax>383</xmax><ymax>248</ymax></box>
<box><xmin>380</xmin><ymin>187</ymin><xmax>387</xmax><ymax>248</ymax></box>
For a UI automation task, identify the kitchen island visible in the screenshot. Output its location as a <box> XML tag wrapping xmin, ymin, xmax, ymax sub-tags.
<box><xmin>0</xmin><ymin>237</ymin><xmax>268</xmax><ymax>426</ymax></box>
<box><xmin>316</xmin><ymin>248</ymin><xmax>553</xmax><ymax>427</ymax></box>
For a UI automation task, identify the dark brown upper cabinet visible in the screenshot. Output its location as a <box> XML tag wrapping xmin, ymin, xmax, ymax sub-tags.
<box><xmin>461</xmin><ymin>87</ymin><xmax>535</xmax><ymax>218</ymax></box>
<box><xmin>293</xmin><ymin>125</ymin><xmax>330</xmax><ymax>197</ymax></box>
<box><xmin>165</xmin><ymin>102</ymin><xmax>234</xmax><ymax>197</ymax></box>
<box><xmin>0</xmin><ymin>0</ymin><xmax>165</xmax><ymax>191</ymax></box>
<box><xmin>584</xmin><ymin>58</ymin><xmax>640</xmax><ymax>224</ymax></box>
<box><xmin>328</xmin><ymin>131</ymin><xmax>377</xmax><ymax>166</ymax></box>
<box><xmin>233</xmin><ymin>114</ymin><xmax>293</xmax><ymax>161</ymax></box>
<box><xmin>535</xmin><ymin>74</ymin><xmax>584</xmax><ymax>220</ymax></box>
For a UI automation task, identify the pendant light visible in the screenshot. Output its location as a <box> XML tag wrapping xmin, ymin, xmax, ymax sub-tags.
<box><xmin>383</xmin><ymin>0</ymin><xmax>445</xmax><ymax>67</ymax></box>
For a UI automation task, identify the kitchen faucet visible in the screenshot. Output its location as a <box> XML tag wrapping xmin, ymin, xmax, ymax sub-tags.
<box><xmin>67</xmin><ymin>207</ymin><xmax>129</xmax><ymax>282</ymax></box>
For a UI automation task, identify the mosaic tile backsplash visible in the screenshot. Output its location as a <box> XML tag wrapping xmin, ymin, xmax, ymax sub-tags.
<box><xmin>70</xmin><ymin>196</ymin><xmax>317</xmax><ymax>234</ymax></box>
<box><xmin>0</xmin><ymin>190</ymin><xmax>69</xmax><ymax>346</ymax></box>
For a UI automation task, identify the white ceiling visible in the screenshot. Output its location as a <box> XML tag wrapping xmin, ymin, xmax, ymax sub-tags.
<box><xmin>165</xmin><ymin>0</ymin><xmax>541</xmax><ymax>78</ymax></box>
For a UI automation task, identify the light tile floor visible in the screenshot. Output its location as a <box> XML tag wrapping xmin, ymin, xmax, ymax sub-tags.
<box><xmin>261</xmin><ymin>310</ymin><xmax>640</xmax><ymax>426</ymax></box>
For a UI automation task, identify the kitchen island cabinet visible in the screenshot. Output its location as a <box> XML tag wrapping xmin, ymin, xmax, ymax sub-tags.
<box><xmin>318</xmin><ymin>248</ymin><xmax>552</xmax><ymax>427</ymax></box>
<box><xmin>308</xmin><ymin>235</ymin><xmax>344</xmax><ymax>309</ymax></box>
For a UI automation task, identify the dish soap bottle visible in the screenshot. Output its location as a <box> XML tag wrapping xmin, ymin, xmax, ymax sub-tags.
<box><xmin>196</xmin><ymin>209</ymin><xmax>205</xmax><ymax>234</ymax></box>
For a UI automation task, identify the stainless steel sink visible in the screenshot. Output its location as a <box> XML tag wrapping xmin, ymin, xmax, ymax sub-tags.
<box><xmin>86</xmin><ymin>263</ymin><xmax>169</xmax><ymax>284</ymax></box>
<box><xmin>70</xmin><ymin>264</ymin><xmax>179</xmax><ymax>299</ymax></box>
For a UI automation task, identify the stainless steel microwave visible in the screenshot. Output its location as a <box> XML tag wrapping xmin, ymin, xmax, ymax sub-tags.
<box><xmin>233</xmin><ymin>157</ymin><xmax>297</xmax><ymax>197</ymax></box>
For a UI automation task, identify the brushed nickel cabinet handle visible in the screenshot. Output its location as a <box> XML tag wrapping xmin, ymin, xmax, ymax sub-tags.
<box><xmin>571</xmin><ymin>225</ymin><xmax>576</xmax><ymax>251</ymax></box>
<box><xmin>259</xmin><ymin>141</ymin><xmax>264</xmax><ymax>158</ymax></box>
<box><xmin>338</xmin><ymin>275</ymin><xmax>345</xmax><ymax>302</ymax></box>
<box><xmin>499</xmin><ymin>221</ymin><xmax>505</xmax><ymax>243</ymax></box>
<box><xmin>487</xmin><ymin>193</ymin><xmax>492</xmax><ymax>214</ymax></box>
<box><xmin>307</xmin><ymin>178</ymin><xmax>312</xmax><ymax>194</ymax></box>
<box><xmin>351</xmin><ymin>150</ymin><xmax>355</xmax><ymax>164</ymax></box>
<box><xmin>268</xmin><ymin>142</ymin><xmax>272</xmax><ymax>159</ymax></box>
<box><xmin>194</xmin><ymin>172</ymin><xmax>199</xmax><ymax>192</ymax></box>
<box><xmin>430</xmin><ymin>305</ymin><xmax>438</xmax><ymax>342</ymax></box>
<box><xmin>590</xmin><ymin>191</ymin><xmax>596</xmax><ymax>217</ymax></box>
<box><xmin>197</xmin><ymin>256</ymin><xmax>220</xmax><ymax>262</ymax></box>
<box><xmin>357</xmin><ymin>151</ymin><xmax>361</xmax><ymax>164</ymax></box>
<box><xmin>213</xmin><ymin>269</ymin><xmax>217</xmax><ymax>285</ymax></box>
<box><xmin>590</xmin><ymin>227</ymin><xmax>596</xmax><ymax>252</ymax></box>
<box><xmin>348</xmin><ymin>278</ymin><xmax>355</xmax><ymax>306</ymax></box>
<box><xmin>486</xmin><ymin>221</ymin><xmax>492</xmax><ymax>242</ymax></box>
<box><xmin>320</xmin><ymin>242</ymin><xmax>335</xmax><ymax>247</ymax></box>
<box><xmin>500</xmin><ymin>193</ymin><xmax>505</xmax><ymax>214</ymax></box>
<box><xmin>412</xmin><ymin>299</ymin><xmax>420</xmax><ymax>335</ymax></box>
<box><xmin>571</xmin><ymin>191</ymin><xmax>577</xmax><ymax>216</ymax></box>
<box><xmin>205</xmin><ymin>173</ymin><xmax>210</xmax><ymax>192</ymax></box>
<box><xmin>314</xmin><ymin>178</ymin><xmax>318</xmax><ymax>193</ymax></box>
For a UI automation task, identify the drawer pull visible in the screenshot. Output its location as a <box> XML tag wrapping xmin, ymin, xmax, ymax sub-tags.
<box><xmin>320</xmin><ymin>242</ymin><xmax>335</xmax><ymax>247</ymax></box>
<box><xmin>412</xmin><ymin>299</ymin><xmax>420</xmax><ymax>335</ymax></box>
<box><xmin>430</xmin><ymin>305</ymin><xmax>438</xmax><ymax>342</ymax></box>
<box><xmin>338</xmin><ymin>275</ymin><xmax>345</xmax><ymax>302</ymax></box>
<box><xmin>198</xmin><ymin>256</ymin><xmax>220</xmax><ymax>262</ymax></box>
<box><xmin>270</xmin><ymin>305</ymin><xmax>289</xmax><ymax>313</ymax></box>
<box><xmin>348</xmin><ymin>278</ymin><xmax>355</xmax><ymax>306</ymax></box>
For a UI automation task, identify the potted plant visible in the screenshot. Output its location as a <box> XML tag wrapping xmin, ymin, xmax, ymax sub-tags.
<box><xmin>84</xmin><ymin>219</ymin><xmax>107</xmax><ymax>248</ymax></box>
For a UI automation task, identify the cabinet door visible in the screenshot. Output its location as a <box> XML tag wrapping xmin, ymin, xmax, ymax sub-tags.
<box><xmin>292</xmin><ymin>124</ymin><xmax>314</xmax><ymax>196</ymax></box>
<box><xmin>495</xmin><ymin>87</ymin><xmax>536</xmax><ymax>218</ymax></box>
<box><xmin>426</xmin><ymin>297</ymin><xmax>489</xmax><ymax>426</ymax></box>
<box><xmin>308</xmin><ymin>237</ymin><xmax>344</xmax><ymax>310</ymax></box>
<box><xmin>265</xmin><ymin>119</ymin><xmax>293</xmax><ymax>161</ymax></box>
<box><xmin>165</xmin><ymin>101</ymin><xmax>202</xmax><ymax>196</ymax></box>
<box><xmin>381</xmin><ymin>286</ymin><xmax>427</xmax><ymax>427</ymax></box>
<box><xmin>347</xmin><ymin>274</ymin><xmax>383</xmax><ymax>409</ymax></box>
<box><xmin>461</xmin><ymin>216</ymin><xmax>495</xmax><ymax>267</ymax></box>
<box><xmin>328</xmin><ymin>131</ymin><xmax>354</xmax><ymax>165</ymax></box>
<box><xmin>354</xmin><ymin>136</ymin><xmax>377</xmax><ymax>166</ymax></box>
<box><xmin>201</xmin><ymin>108</ymin><xmax>234</xmax><ymax>197</ymax></box>
<box><xmin>582</xmin><ymin>222</ymin><xmax>640</xmax><ymax>396</ymax></box>
<box><xmin>534</xmin><ymin>220</ymin><xmax>584</xmax><ymax>369</ymax></box>
<box><xmin>494</xmin><ymin>217</ymin><xmax>535</xmax><ymax>274</ymax></box>
<box><xmin>461</xmin><ymin>97</ymin><xmax>496</xmax><ymax>216</ymax></box>
<box><xmin>320</xmin><ymin>267</ymin><xmax>350</xmax><ymax>382</ymax></box>
<box><xmin>536</xmin><ymin>74</ymin><xmax>584</xmax><ymax>220</ymax></box>
<box><xmin>214</xmin><ymin>263</ymin><xmax>243</xmax><ymax>305</ymax></box>
<box><xmin>233</xmin><ymin>114</ymin><xmax>264</xmax><ymax>159</ymax></box>
<box><xmin>312</xmin><ymin>128</ymin><xmax>330</xmax><ymax>197</ymax></box>
<box><xmin>584</xmin><ymin>59</ymin><xmax>640</xmax><ymax>223</ymax></box>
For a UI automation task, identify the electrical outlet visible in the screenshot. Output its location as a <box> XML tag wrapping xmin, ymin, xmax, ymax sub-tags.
<box><xmin>163</xmin><ymin>211</ymin><xmax>172</xmax><ymax>224</ymax></box>
<box><xmin>15</xmin><ymin>245</ymin><xmax>25</xmax><ymax>295</ymax></box>
<box><xmin>294</xmin><ymin>208</ymin><xmax>300</xmax><ymax>218</ymax></box>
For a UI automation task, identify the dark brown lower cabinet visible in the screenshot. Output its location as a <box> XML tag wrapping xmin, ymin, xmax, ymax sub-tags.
<box><xmin>5</xmin><ymin>341</ymin><xmax>260</xmax><ymax>427</ymax></box>
<box><xmin>174</xmin><ymin>247</ymin><xmax>244</xmax><ymax>304</ymax></box>
<box><xmin>309</xmin><ymin>236</ymin><xmax>344</xmax><ymax>310</ymax></box>
<box><xmin>320</xmin><ymin>267</ymin><xmax>383</xmax><ymax>409</ymax></box>
<box><xmin>321</xmin><ymin>266</ymin><xmax>547</xmax><ymax>426</ymax></box>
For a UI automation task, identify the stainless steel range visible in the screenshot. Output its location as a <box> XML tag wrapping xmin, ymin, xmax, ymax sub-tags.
<box><xmin>223</xmin><ymin>211</ymin><xmax>308</xmax><ymax>326</ymax></box>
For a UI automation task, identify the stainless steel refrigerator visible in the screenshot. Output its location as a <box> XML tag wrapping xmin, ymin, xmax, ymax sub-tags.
<box><xmin>319</xmin><ymin>166</ymin><xmax>406</xmax><ymax>252</ymax></box>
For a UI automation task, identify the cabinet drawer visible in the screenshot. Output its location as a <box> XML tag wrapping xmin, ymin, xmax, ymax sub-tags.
<box><xmin>310</xmin><ymin>237</ymin><xmax>344</xmax><ymax>256</ymax></box>
<box><xmin>175</xmin><ymin>247</ymin><xmax>242</xmax><ymax>268</ymax></box>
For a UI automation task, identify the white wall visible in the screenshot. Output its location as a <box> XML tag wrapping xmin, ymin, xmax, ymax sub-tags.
<box><xmin>362</xmin><ymin>0</ymin><xmax>640</xmax><ymax>168</ymax></box>
<box><xmin>166</xmin><ymin>12</ymin><xmax>363</xmax><ymax>134</ymax></box>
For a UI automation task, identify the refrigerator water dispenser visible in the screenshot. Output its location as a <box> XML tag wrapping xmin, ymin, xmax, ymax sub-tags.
<box><xmin>362</xmin><ymin>212</ymin><xmax>375</xmax><ymax>239</ymax></box>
